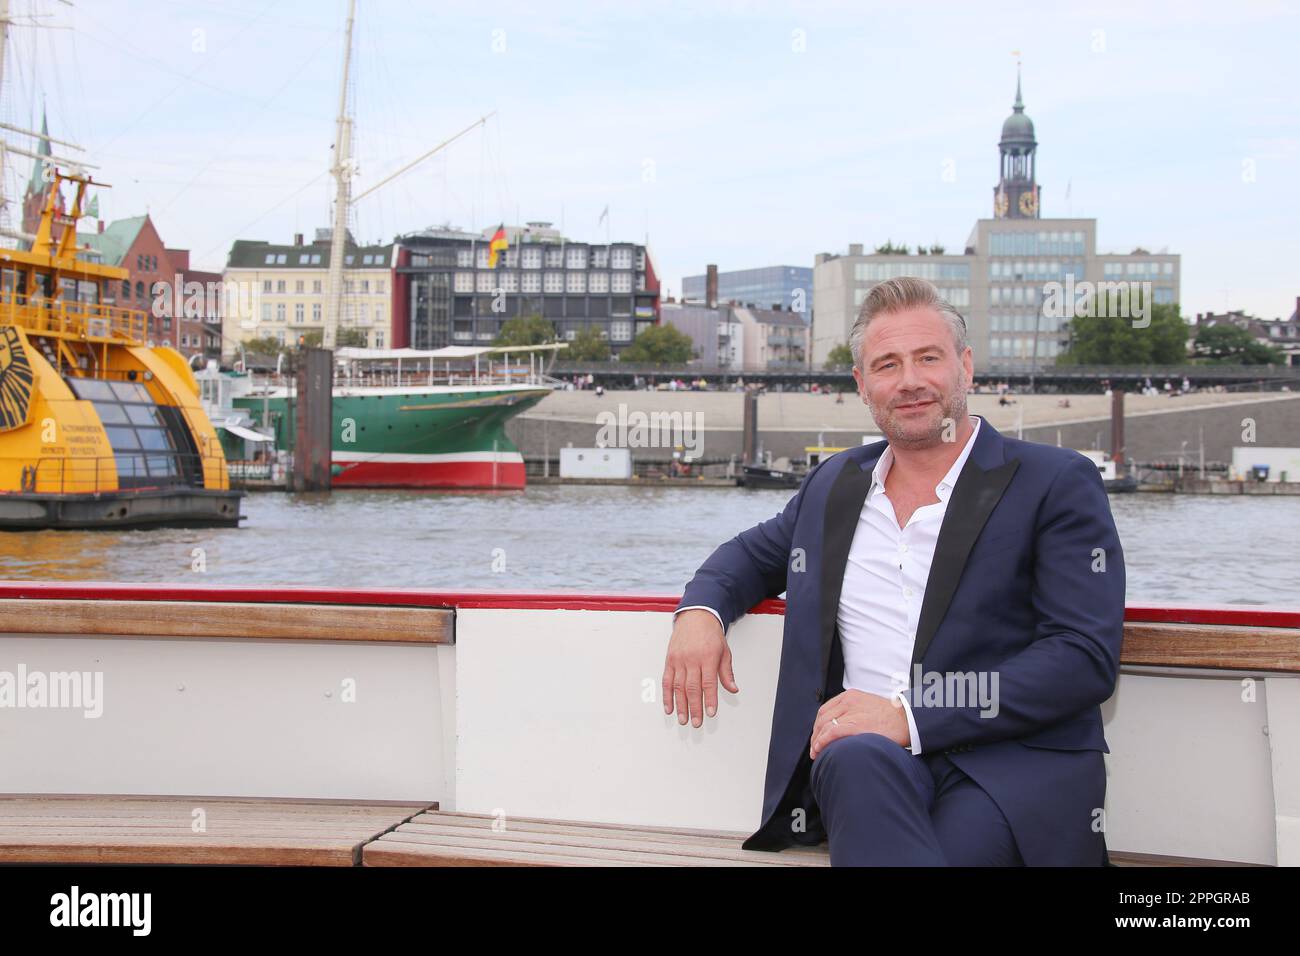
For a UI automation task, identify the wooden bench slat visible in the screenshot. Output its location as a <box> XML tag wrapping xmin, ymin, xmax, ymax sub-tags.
<box><xmin>0</xmin><ymin>797</ymin><xmax>432</xmax><ymax>866</ymax></box>
<box><xmin>395</xmin><ymin>817</ymin><xmax>829</xmax><ymax>865</ymax></box>
<box><xmin>365</xmin><ymin>831</ymin><xmax>781</xmax><ymax>867</ymax></box>
<box><xmin>364</xmin><ymin>840</ymin><xmax>658</xmax><ymax>868</ymax></box>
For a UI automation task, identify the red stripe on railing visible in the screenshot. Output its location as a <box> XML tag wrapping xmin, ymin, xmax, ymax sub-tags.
<box><xmin>2</xmin><ymin>580</ymin><xmax>1300</xmax><ymax>624</ymax></box>
<box><xmin>0</xmin><ymin>581</ymin><xmax>1296</xmax><ymax>627</ymax></box>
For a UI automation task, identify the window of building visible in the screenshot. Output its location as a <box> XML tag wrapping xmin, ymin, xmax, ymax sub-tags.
<box><xmin>313</xmin><ymin>303</ymin><xmax>322</xmax><ymax>322</ymax></box>
<box><xmin>544</xmin><ymin>247</ymin><xmax>563</xmax><ymax>268</ymax></box>
<box><xmin>295</xmin><ymin>280</ymin><xmax>304</xmax><ymax>293</ymax></box>
<box><xmin>295</xmin><ymin>303</ymin><xmax>304</xmax><ymax>324</ymax></box>
<box><xmin>265</xmin><ymin>253</ymin><xmax>276</xmax><ymax>265</ymax></box>
<box><xmin>521</xmin><ymin>273</ymin><xmax>541</xmax><ymax>293</ymax></box>
<box><xmin>455</xmin><ymin>273</ymin><xmax>474</xmax><ymax>293</ymax></box>
<box><xmin>344</xmin><ymin>255</ymin><xmax>354</xmax><ymax>265</ymax></box>
<box><xmin>276</xmin><ymin>254</ymin><xmax>287</xmax><ymax>265</ymax></box>
<box><xmin>589</xmin><ymin>272</ymin><xmax>609</xmax><ymax>294</ymax></box>
<box><xmin>261</xmin><ymin>303</ymin><xmax>272</xmax><ymax>323</ymax></box>
<box><xmin>521</xmin><ymin>247</ymin><xmax>542</xmax><ymax>269</ymax></box>
<box><xmin>476</xmin><ymin>247</ymin><xmax>490</xmax><ymax>268</ymax></box>
<box><xmin>610</xmin><ymin>320</ymin><xmax>632</xmax><ymax>342</ymax></box>
<box><xmin>592</xmin><ymin>248</ymin><xmax>609</xmax><ymax>268</ymax></box>
<box><xmin>477</xmin><ymin>272</ymin><xmax>495</xmax><ymax>293</ymax></box>
<box><xmin>298</xmin><ymin>254</ymin><xmax>310</xmax><ymax>265</ymax></box>
<box><xmin>313</xmin><ymin>280</ymin><xmax>322</xmax><ymax>293</ymax></box>
<box><xmin>566</xmin><ymin>246</ymin><xmax>586</xmax><ymax>269</ymax></box>
<box><xmin>375</xmin><ymin>331</ymin><xmax>384</xmax><ymax>348</ymax></box>
<box><xmin>360</xmin><ymin>279</ymin><xmax>370</xmax><ymax>293</ymax></box>
<box><xmin>376</xmin><ymin>279</ymin><xmax>385</xmax><ymax>293</ymax></box>
<box><xmin>500</xmin><ymin>272</ymin><xmax>519</xmax><ymax>292</ymax></box>
<box><xmin>566</xmin><ymin>272</ymin><xmax>586</xmax><ymax>293</ymax></box>
<box><xmin>311</xmin><ymin>254</ymin><xmax>322</xmax><ymax>265</ymax></box>
<box><xmin>457</xmin><ymin>249</ymin><xmax>473</xmax><ymax>267</ymax></box>
<box><xmin>275</xmin><ymin>303</ymin><xmax>285</xmax><ymax>323</ymax></box>
<box><xmin>276</xmin><ymin>280</ymin><xmax>286</xmax><ymax>293</ymax></box>
<box><xmin>610</xmin><ymin>248</ymin><xmax>632</xmax><ymax>270</ymax></box>
<box><xmin>135</xmin><ymin>281</ymin><xmax>144</xmax><ymax>300</ymax></box>
<box><xmin>277</xmin><ymin>330</ymin><xmax>286</xmax><ymax>346</ymax></box>
<box><xmin>611</xmin><ymin>273</ymin><xmax>632</xmax><ymax>294</ymax></box>
<box><xmin>544</xmin><ymin>272</ymin><xmax>564</xmax><ymax>293</ymax></box>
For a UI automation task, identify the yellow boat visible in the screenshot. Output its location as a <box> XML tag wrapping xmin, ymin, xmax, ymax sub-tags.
<box><xmin>0</xmin><ymin>170</ymin><xmax>242</xmax><ymax>529</ymax></box>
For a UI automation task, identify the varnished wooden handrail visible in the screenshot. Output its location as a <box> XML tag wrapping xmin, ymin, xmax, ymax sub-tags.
<box><xmin>0</xmin><ymin>599</ymin><xmax>454</xmax><ymax>644</ymax></box>
<box><xmin>1119</xmin><ymin>621</ymin><xmax>1300</xmax><ymax>673</ymax></box>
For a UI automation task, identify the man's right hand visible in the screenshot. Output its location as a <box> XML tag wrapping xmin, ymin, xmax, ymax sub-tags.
<box><xmin>662</xmin><ymin>609</ymin><xmax>739</xmax><ymax>727</ymax></box>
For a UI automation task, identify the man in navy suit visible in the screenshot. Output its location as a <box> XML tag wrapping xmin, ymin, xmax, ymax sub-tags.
<box><xmin>663</xmin><ymin>276</ymin><xmax>1124</xmax><ymax>866</ymax></box>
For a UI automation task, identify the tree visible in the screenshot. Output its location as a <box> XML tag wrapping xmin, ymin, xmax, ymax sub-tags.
<box><xmin>336</xmin><ymin>328</ymin><xmax>369</xmax><ymax>348</ymax></box>
<box><xmin>293</xmin><ymin>330</ymin><xmax>323</xmax><ymax>350</ymax></box>
<box><xmin>873</xmin><ymin>240</ymin><xmax>910</xmax><ymax>255</ymax></box>
<box><xmin>1192</xmin><ymin>324</ymin><xmax>1284</xmax><ymax>365</ymax></box>
<box><xmin>825</xmin><ymin>343</ymin><xmax>854</xmax><ymax>370</ymax></box>
<box><xmin>495</xmin><ymin>313</ymin><xmax>557</xmax><ymax>348</ymax></box>
<box><xmin>242</xmin><ymin>336</ymin><xmax>284</xmax><ymax>355</ymax></box>
<box><xmin>619</xmin><ymin>323</ymin><xmax>694</xmax><ymax>364</ymax></box>
<box><xmin>566</xmin><ymin>326</ymin><xmax>611</xmax><ymax>361</ymax></box>
<box><xmin>1060</xmin><ymin>301</ymin><xmax>1188</xmax><ymax>365</ymax></box>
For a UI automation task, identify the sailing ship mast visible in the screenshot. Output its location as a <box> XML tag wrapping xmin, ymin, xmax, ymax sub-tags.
<box><xmin>0</xmin><ymin>0</ymin><xmax>96</xmax><ymax>246</ymax></box>
<box><xmin>322</xmin><ymin>0</ymin><xmax>357</xmax><ymax>350</ymax></box>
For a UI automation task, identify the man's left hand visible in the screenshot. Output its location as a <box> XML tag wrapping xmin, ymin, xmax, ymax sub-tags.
<box><xmin>810</xmin><ymin>690</ymin><xmax>910</xmax><ymax>760</ymax></box>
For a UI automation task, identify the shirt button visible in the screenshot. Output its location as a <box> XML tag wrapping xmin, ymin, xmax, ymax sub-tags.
<box><xmin>904</xmin><ymin>588</ymin><xmax>914</xmax><ymax>598</ymax></box>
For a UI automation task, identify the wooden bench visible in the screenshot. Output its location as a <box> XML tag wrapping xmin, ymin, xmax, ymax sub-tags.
<box><xmin>0</xmin><ymin>800</ymin><xmax>1266</xmax><ymax>866</ymax></box>
<box><xmin>360</xmin><ymin>810</ymin><xmax>1262</xmax><ymax>867</ymax></box>
<box><xmin>0</xmin><ymin>796</ymin><xmax>433</xmax><ymax>866</ymax></box>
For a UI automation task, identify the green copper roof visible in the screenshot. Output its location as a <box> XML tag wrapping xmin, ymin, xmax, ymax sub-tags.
<box><xmin>79</xmin><ymin>215</ymin><xmax>148</xmax><ymax>266</ymax></box>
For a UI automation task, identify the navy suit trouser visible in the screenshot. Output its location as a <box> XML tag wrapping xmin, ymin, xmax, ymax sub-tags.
<box><xmin>809</xmin><ymin>732</ymin><xmax>1023</xmax><ymax>866</ymax></box>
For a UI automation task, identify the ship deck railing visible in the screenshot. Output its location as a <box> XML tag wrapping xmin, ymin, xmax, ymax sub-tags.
<box><xmin>0</xmin><ymin>292</ymin><xmax>148</xmax><ymax>344</ymax></box>
<box><xmin>0</xmin><ymin>585</ymin><xmax>1296</xmax><ymax>866</ymax></box>
<box><xmin>2</xmin><ymin>452</ymin><xmax>231</xmax><ymax>494</ymax></box>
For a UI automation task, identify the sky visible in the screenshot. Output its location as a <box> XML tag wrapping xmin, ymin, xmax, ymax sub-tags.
<box><xmin>3</xmin><ymin>0</ymin><xmax>1297</xmax><ymax>320</ymax></box>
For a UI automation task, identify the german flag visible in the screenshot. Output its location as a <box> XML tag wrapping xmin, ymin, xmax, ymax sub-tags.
<box><xmin>488</xmin><ymin>224</ymin><xmax>508</xmax><ymax>268</ymax></box>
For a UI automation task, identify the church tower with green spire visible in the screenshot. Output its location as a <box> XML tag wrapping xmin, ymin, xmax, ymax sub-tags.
<box><xmin>993</xmin><ymin>66</ymin><xmax>1040</xmax><ymax>219</ymax></box>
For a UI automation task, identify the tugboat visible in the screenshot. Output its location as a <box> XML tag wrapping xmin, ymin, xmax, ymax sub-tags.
<box><xmin>0</xmin><ymin>171</ymin><xmax>242</xmax><ymax>529</ymax></box>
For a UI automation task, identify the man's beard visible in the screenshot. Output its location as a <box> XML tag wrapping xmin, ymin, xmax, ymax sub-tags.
<box><xmin>867</xmin><ymin>379</ymin><xmax>968</xmax><ymax>450</ymax></box>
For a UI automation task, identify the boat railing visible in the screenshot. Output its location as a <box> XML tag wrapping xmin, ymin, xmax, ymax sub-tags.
<box><xmin>0</xmin><ymin>292</ymin><xmax>148</xmax><ymax>343</ymax></box>
<box><xmin>252</xmin><ymin>369</ymin><xmax>551</xmax><ymax>390</ymax></box>
<box><xmin>3</xmin><ymin>452</ymin><xmax>232</xmax><ymax>494</ymax></box>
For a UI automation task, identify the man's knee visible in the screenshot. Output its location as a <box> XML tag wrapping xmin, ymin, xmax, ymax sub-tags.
<box><xmin>811</xmin><ymin>733</ymin><xmax>912</xmax><ymax>791</ymax></box>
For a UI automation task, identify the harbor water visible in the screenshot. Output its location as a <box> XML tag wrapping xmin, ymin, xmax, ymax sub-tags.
<box><xmin>1</xmin><ymin>487</ymin><xmax>1295</xmax><ymax>606</ymax></box>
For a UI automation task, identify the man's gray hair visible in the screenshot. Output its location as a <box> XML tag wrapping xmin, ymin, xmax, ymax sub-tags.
<box><xmin>849</xmin><ymin>276</ymin><xmax>969</xmax><ymax>369</ymax></box>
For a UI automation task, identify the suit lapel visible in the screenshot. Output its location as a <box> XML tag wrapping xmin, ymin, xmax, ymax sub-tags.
<box><xmin>910</xmin><ymin>419</ymin><xmax>1019</xmax><ymax>666</ymax></box>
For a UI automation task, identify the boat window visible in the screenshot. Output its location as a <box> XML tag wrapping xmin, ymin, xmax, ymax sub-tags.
<box><xmin>111</xmin><ymin>382</ymin><xmax>152</xmax><ymax>402</ymax></box>
<box><xmin>68</xmin><ymin>379</ymin><xmax>115</xmax><ymax>402</ymax></box>
<box><xmin>95</xmin><ymin>404</ymin><xmax>130</xmax><ymax>425</ymax></box>
<box><xmin>104</xmin><ymin>426</ymin><xmax>140</xmax><ymax>449</ymax></box>
<box><xmin>127</xmin><ymin>404</ymin><xmax>161</xmax><ymax>426</ymax></box>
<box><xmin>138</xmin><ymin>429</ymin><xmax>172</xmax><ymax>451</ymax></box>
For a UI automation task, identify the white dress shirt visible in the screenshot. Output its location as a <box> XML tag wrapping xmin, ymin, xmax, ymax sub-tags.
<box><xmin>678</xmin><ymin>416</ymin><xmax>982</xmax><ymax>758</ymax></box>
<box><xmin>839</xmin><ymin>415</ymin><xmax>981</xmax><ymax>755</ymax></box>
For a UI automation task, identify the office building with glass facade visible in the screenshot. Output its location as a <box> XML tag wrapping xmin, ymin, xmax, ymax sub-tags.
<box><xmin>811</xmin><ymin>76</ymin><xmax>1180</xmax><ymax>371</ymax></box>
<box><xmin>682</xmin><ymin>265</ymin><xmax>813</xmax><ymax>320</ymax></box>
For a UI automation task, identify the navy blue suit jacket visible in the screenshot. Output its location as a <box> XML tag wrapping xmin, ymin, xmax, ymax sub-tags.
<box><xmin>676</xmin><ymin>416</ymin><xmax>1126</xmax><ymax>865</ymax></box>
